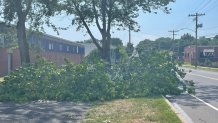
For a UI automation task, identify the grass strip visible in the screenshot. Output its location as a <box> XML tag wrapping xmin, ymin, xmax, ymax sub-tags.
<box><xmin>183</xmin><ymin>64</ymin><xmax>218</xmax><ymax>72</ymax></box>
<box><xmin>0</xmin><ymin>77</ymin><xmax>4</xmax><ymax>83</ymax></box>
<box><xmin>81</xmin><ymin>97</ymin><xmax>182</xmax><ymax>123</ymax></box>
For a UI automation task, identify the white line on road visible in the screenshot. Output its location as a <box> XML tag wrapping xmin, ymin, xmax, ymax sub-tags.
<box><xmin>173</xmin><ymin>103</ymin><xmax>194</xmax><ymax>123</ymax></box>
<box><xmin>188</xmin><ymin>73</ymin><xmax>218</xmax><ymax>81</ymax></box>
<box><xmin>190</xmin><ymin>94</ymin><xmax>218</xmax><ymax>112</ymax></box>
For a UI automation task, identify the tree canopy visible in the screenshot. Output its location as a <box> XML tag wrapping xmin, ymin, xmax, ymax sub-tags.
<box><xmin>0</xmin><ymin>0</ymin><xmax>58</xmax><ymax>64</ymax></box>
<box><xmin>62</xmin><ymin>0</ymin><xmax>174</xmax><ymax>61</ymax></box>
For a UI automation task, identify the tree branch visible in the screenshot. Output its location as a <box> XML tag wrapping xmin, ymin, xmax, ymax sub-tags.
<box><xmin>92</xmin><ymin>0</ymin><xmax>103</xmax><ymax>34</ymax></box>
<box><xmin>24</xmin><ymin>0</ymin><xmax>33</xmax><ymax>16</ymax></box>
<box><xmin>73</xmin><ymin>2</ymin><xmax>102</xmax><ymax>50</ymax></box>
<box><xmin>106</xmin><ymin>0</ymin><xmax>114</xmax><ymax>38</ymax></box>
<box><xmin>101</xmin><ymin>0</ymin><xmax>107</xmax><ymax>40</ymax></box>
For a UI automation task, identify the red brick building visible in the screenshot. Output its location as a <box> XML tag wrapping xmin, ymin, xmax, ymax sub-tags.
<box><xmin>184</xmin><ymin>45</ymin><xmax>218</xmax><ymax>63</ymax></box>
<box><xmin>0</xmin><ymin>34</ymin><xmax>84</xmax><ymax>77</ymax></box>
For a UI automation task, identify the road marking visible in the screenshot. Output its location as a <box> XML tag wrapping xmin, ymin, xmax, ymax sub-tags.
<box><xmin>164</xmin><ymin>96</ymin><xmax>194</xmax><ymax>123</ymax></box>
<box><xmin>188</xmin><ymin>73</ymin><xmax>218</xmax><ymax>81</ymax></box>
<box><xmin>190</xmin><ymin>94</ymin><xmax>218</xmax><ymax>112</ymax></box>
<box><xmin>173</xmin><ymin>103</ymin><xmax>194</xmax><ymax>123</ymax></box>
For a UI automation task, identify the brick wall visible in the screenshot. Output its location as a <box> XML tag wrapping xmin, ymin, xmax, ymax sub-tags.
<box><xmin>0</xmin><ymin>48</ymin><xmax>84</xmax><ymax>77</ymax></box>
<box><xmin>184</xmin><ymin>45</ymin><xmax>196</xmax><ymax>62</ymax></box>
<box><xmin>0</xmin><ymin>48</ymin><xmax>8</xmax><ymax>76</ymax></box>
<box><xmin>184</xmin><ymin>46</ymin><xmax>218</xmax><ymax>63</ymax></box>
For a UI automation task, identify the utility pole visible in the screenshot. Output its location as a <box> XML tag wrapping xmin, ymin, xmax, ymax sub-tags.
<box><xmin>168</xmin><ymin>30</ymin><xmax>178</xmax><ymax>41</ymax></box>
<box><xmin>169</xmin><ymin>30</ymin><xmax>179</xmax><ymax>59</ymax></box>
<box><xmin>189</xmin><ymin>13</ymin><xmax>205</xmax><ymax>68</ymax></box>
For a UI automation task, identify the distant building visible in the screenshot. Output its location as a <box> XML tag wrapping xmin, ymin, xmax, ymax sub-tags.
<box><xmin>0</xmin><ymin>23</ymin><xmax>85</xmax><ymax>77</ymax></box>
<box><xmin>80</xmin><ymin>43</ymin><xmax>97</xmax><ymax>57</ymax></box>
<box><xmin>79</xmin><ymin>42</ymin><xmax>120</xmax><ymax>63</ymax></box>
<box><xmin>184</xmin><ymin>45</ymin><xmax>218</xmax><ymax>63</ymax></box>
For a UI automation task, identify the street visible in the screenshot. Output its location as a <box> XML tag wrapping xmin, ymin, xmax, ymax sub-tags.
<box><xmin>170</xmin><ymin>68</ymin><xmax>218</xmax><ymax>123</ymax></box>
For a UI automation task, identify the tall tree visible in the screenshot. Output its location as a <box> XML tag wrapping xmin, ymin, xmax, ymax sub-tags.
<box><xmin>136</xmin><ymin>39</ymin><xmax>156</xmax><ymax>54</ymax></box>
<box><xmin>155</xmin><ymin>37</ymin><xmax>172</xmax><ymax>50</ymax></box>
<box><xmin>180</xmin><ymin>33</ymin><xmax>195</xmax><ymax>41</ymax></box>
<box><xmin>0</xmin><ymin>0</ymin><xmax>57</xmax><ymax>65</ymax></box>
<box><xmin>63</xmin><ymin>0</ymin><xmax>174</xmax><ymax>62</ymax></box>
<box><xmin>111</xmin><ymin>38</ymin><xmax>123</xmax><ymax>47</ymax></box>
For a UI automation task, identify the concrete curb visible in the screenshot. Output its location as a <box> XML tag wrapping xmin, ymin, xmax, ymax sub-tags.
<box><xmin>163</xmin><ymin>96</ymin><xmax>193</xmax><ymax>123</ymax></box>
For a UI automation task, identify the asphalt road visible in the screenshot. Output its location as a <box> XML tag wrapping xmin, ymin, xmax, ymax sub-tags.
<box><xmin>0</xmin><ymin>101</ymin><xmax>90</xmax><ymax>123</ymax></box>
<box><xmin>170</xmin><ymin>68</ymin><xmax>218</xmax><ymax>123</ymax></box>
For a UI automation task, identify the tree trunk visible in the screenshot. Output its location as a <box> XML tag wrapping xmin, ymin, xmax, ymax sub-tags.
<box><xmin>16</xmin><ymin>17</ymin><xmax>30</xmax><ymax>65</ymax></box>
<box><xmin>101</xmin><ymin>0</ymin><xmax>111</xmax><ymax>62</ymax></box>
<box><xmin>101</xmin><ymin>37</ymin><xmax>111</xmax><ymax>63</ymax></box>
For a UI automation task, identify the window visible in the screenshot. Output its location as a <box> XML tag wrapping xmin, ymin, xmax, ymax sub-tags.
<box><xmin>67</xmin><ymin>46</ymin><xmax>69</xmax><ymax>52</ymax></box>
<box><xmin>202</xmin><ymin>49</ymin><xmax>215</xmax><ymax>57</ymax></box>
<box><xmin>49</xmin><ymin>43</ymin><xmax>53</xmax><ymax>50</ymax></box>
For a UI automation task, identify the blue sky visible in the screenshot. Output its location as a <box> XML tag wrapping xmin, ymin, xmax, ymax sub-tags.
<box><xmin>13</xmin><ymin>0</ymin><xmax>218</xmax><ymax>46</ymax></box>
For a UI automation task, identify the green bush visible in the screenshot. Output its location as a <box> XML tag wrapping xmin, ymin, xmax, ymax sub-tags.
<box><xmin>0</xmin><ymin>59</ymin><xmax>64</xmax><ymax>102</ymax></box>
<box><xmin>0</xmin><ymin>58</ymin><xmax>115</xmax><ymax>102</ymax></box>
<box><xmin>0</xmin><ymin>49</ymin><xmax>189</xmax><ymax>103</ymax></box>
<box><xmin>62</xmin><ymin>60</ymin><xmax>115</xmax><ymax>102</ymax></box>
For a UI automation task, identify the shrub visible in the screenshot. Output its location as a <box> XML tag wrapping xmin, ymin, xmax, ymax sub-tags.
<box><xmin>0</xmin><ymin>59</ymin><xmax>64</xmax><ymax>102</ymax></box>
<box><xmin>0</xmin><ymin>50</ymin><xmax>189</xmax><ymax>103</ymax></box>
<box><xmin>62</xmin><ymin>60</ymin><xmax>115</xmax><ymax>101</ymax></box>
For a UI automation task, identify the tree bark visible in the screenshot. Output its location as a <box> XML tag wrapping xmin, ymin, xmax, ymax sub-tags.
<box><xmin>101</xmin><ymin>0</ymin><xmax>111</xmax><ymax>62</ymax></box>
<box><xmin>17</xmin><ymin>17</ymin><xmax>30</xmax><ymax>65</ymax></box>
<box><xmin>16</xmin><ymin>0</ymin><xmax>30</xmax><ymax>65</ymax></box>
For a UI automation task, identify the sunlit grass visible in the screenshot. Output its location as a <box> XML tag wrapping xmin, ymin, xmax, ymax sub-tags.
<box><xmin>81</xmin><ymin>97</ymin><xmax>182</xmax><ymax>123</ymax></box>
<box><xmin>183</xmin><ymin>63</ymin><xmax>218</xmax><ymax>72</ymax></box>
<box><xmin>0</xmin><ymin>77</ymin><xmax>4</xmax><ymax>83</ymax></box>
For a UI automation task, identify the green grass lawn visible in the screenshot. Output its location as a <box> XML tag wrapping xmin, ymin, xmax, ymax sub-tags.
<box><xmin>183</xmin><ymin>63</ymin><xmax>218</xmax><ymax>72</ymax></box>
<box><xmin>81</xmin><ymin>97</ymin><xmax>182</xmax><ymax>123</ymax></box>
<box><xmin>0</xmin><ymin>77</ymin><xmax>4</xmax><ymax>83</ymax></box>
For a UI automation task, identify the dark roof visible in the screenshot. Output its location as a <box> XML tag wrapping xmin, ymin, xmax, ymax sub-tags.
<box><xmin>40</xmin><ymin>33</ymin><xmax>84</xmax><ymax>47</ymax></box>
<box><xmin>0</xmin><ymin>21</ymin><xmax>84</xmax><ymax>47</ymax></box>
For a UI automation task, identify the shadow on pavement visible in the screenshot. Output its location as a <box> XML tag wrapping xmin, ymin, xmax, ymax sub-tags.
<box><xmin>195</xmin><ymin>85</ymin><xmax>218</xmax><ymax>103</ymax></box>
<box><xmin>0</xmin><ymin>101</ymin><xmax>90</xmax><ymax>123</ymax></box>
<box><xmin>168</xmin><ymin>94</ymin><xmax>204</xmax><ymax>109</ymax></box>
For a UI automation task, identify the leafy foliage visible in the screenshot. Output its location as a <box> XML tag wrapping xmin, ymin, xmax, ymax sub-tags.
<box><xmin>0</xmin><ymin>0</ymin><xmax>58</xmax><ymax>64</ymax></box>
<box><xmin>0</xmin><ymin>23</ymin><xmax>17</xmax><ymax>48</ymax></box>
<box><xmin>62</xmin><ymin>0</ymin><xmax>174</xmax><ymax>60</ymax></box>
<box><xmin>0</xmin><ymin>46</ymin><xmax>189</xmax><ymax>103</ymax></box>
<box><xmin>0</xmin><ymin>59</ymin><xmax>63</xmax><ymax>102</ymax></box>
<box><xmin>126</xmin><ymin>42</ymin><xmax>134</xmax><ymax>56</ymax></box>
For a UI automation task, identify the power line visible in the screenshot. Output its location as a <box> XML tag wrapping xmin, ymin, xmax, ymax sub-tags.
<box><xmin>201</xmin><ymin>33</ymin><xmax>218</xmax><ymax>37</ymax></box>
<box><xmin>174</xmin><ymin>1</ymin><xmax>209</xmax><ymax>31</ymax></box>
<box><xmin>204</xmin><ymin>0</ymin><xmax>218</xmax><ymax>13</ymax></box>
<box><xmin>168</xmin><ymin>30</ymin><xmax>179</xmax><ymax>40</ymax></box>
<box><xmin>201</xmin><ymin>26</ymin><xmax>218</xmax><ymax>31</ymax></box>
<box><xmin>197</xmin><ymin>0</ymin><xmax>213</xmax><ymax>12</ymax></box>
<box><xmin>192</xmin><ymin>0</ymin><xmax>208</xmax><ymax>13</ymax></box>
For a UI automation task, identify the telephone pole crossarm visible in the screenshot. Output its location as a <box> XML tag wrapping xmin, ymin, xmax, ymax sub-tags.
<box><xmin>168</xmin><ymin>30</ymin><xmax>179</xmax><ymax>40</ymax></box>
<box><xmin>188</xmin><ymin>12</ymin><xmax>205</xmax><ymax>68</ymax></box>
